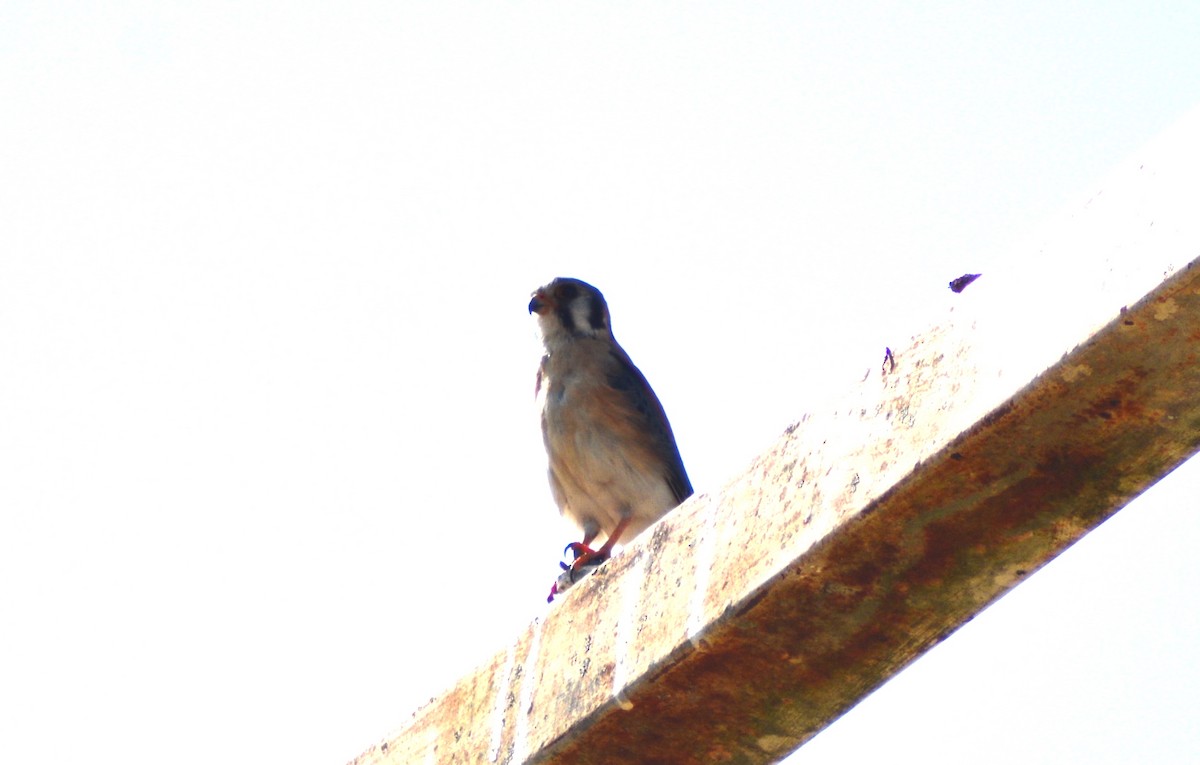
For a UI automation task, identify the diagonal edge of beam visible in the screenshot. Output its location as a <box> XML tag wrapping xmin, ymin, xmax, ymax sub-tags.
<box><xmin>348</xmin><ymin>106</ymin><xmax>1200</xmax><ymax>765</ymax></box>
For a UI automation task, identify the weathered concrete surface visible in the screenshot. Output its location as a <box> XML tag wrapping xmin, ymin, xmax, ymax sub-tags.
<box><xmin>349</xmin><ymin>108</ymin><xmax>1200</xmax><ymax>765</ymax></box>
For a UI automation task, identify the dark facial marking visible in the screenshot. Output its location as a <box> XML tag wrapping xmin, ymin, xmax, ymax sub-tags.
<box><xmin>556</xmin><ymin>302</ymin><xmax>576</xmax><ymax>333</ymax></box>
<box><xmin>587</xmin><ymin>296</ymin><xmax>606</xmax><ymax>333</ymax></box>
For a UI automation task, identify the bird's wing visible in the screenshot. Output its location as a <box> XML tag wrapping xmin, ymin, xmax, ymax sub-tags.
<box><xmin>605</xmin><ymin>348</ymin><xmax>694</xmax><ymax>504</ymax></box>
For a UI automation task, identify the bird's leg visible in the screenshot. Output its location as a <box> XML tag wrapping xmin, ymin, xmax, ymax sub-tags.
<box><xmin>566</xmin><ymin>517</ymin><xmax>631</xmax><ymax>574</ymax></box>
<box><xmin>561</xmin><ymin>528</ymin><xmax>600</xmax><ymax>568</ymax></box>
<box><xmin>548</xmin><ymin>530</ymin><xmax>601</xmax><ymax>602</ymax></box>
<box><xmin>547</xmin><ymin>521</ymin><xmax>633</xmax><ymax>603</ymax></box>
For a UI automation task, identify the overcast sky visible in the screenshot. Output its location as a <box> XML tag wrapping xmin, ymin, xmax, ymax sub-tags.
<box><xmin>3</xmin><ymin>3</ymin><xmax>1200</xmax><ymax>764</ymax></box>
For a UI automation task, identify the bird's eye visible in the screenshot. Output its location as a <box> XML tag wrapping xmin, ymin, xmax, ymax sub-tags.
<box><xmin>557</xmin><ymin>284</ymin><xmax>578</xmax><ymax>301</ymax></box>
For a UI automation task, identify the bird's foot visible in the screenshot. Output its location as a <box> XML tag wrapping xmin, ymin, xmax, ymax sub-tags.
<box><xmin>546</xmin><ymin>542</ymin><xmax>608</xmax><ymax>603</ymax></box>
<box><xmin>563</xmin><ymin>541</ymin><xmax>610</xmax><ymax>571</ymax></box>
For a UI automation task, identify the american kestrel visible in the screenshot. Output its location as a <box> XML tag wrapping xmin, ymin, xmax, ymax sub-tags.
<box><xmin>529</xmin><ymin>278</ymin><xmax>692</xmax><ymax>599</ymax></box>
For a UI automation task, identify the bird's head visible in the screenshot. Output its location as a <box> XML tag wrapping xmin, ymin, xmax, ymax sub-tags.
<box><xmin>529</xmin><ymin>277</ymin><xmax>613</xmax><ymax>349</ymax></box>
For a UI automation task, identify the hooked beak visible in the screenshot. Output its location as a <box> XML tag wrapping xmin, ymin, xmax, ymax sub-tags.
<box><xmin>528</xmin><ymin>289</ymin><xmax>553</xmax><ymax>315</ymax></box>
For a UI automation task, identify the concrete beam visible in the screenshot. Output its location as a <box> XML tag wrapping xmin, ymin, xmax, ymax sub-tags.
<box><xmin>348</xmin><ymin>108</ymin><xmax>1200</xmax><ymax>765</ymax></box>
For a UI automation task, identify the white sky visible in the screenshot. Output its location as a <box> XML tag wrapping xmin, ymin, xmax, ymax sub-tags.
<box><xmin>2</xmin><ymin>3</ymin><xmax>1199</xmax><ymax>764</ymax></box>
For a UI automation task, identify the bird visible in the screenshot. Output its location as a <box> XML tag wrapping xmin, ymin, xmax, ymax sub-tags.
<box><xmin>528</xmin><ymin>277</ymin><xmax>692</xmax><ymax>598</ymax></box>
